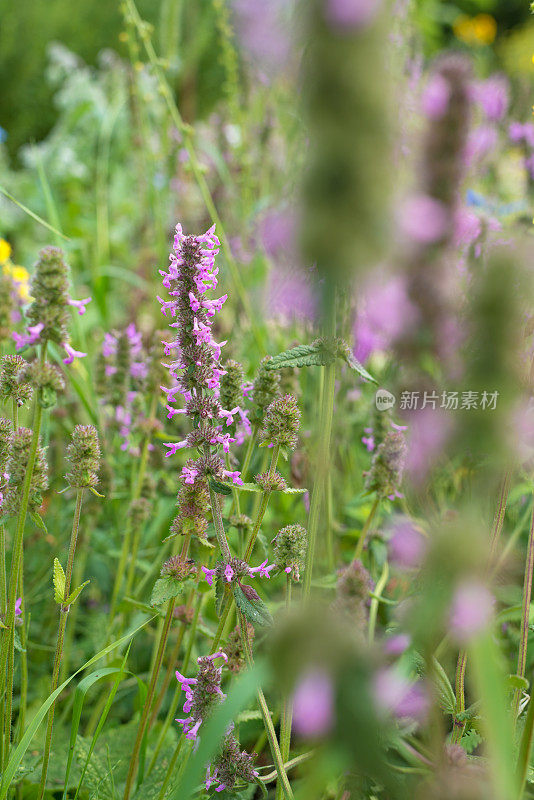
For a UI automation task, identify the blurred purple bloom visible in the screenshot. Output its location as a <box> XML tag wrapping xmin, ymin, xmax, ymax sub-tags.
<box><xmin>267</xmin><ymin>266</ymin><xmax>317</xmax><ymax>324</ymax></box>
<box><xmin>449</xmin><ymin>581</ymin><xmax>495</xmax><ymax>643</ymax></box>
<box><xmin>421</xmin><ymin>74</ymin><xmax>450</xmax><ymax>119</ymax></box>
<box><xmin>374</xmin><ymin>667</ymin><xmax>429</xmax><ymax>722</ymax></box>
<box><xmin>388</xmin><ymin>518</ymin><xmax>426</xmax><ymax>570</ymax></box>
<box><xmin>471</xmin><ymin>76</ymin><xmax>508</xmax><ymax>122</ymax></box>
<box><xmin>398</xmin><ymin>194</ymin><xmax>447</xmax><ymax>244</ymax></box>
<box><xmin>453</xmin><ymin>207</ymin><xmax>481</xmax><ymax>249</ymax></box>
<box><xmin>292</xmin><ymin>669</ymin><xmax>334</xmax><ymax>737</ymax></box>
<box><xmin>404</xmin><ymin>407</ymin><xmax>453</xmax><ymax>485</ymax></box>
<box><xmin>232</xmin><ymin>0</ymin><xmax>291</xmax><ymax>77</ymax></box>
<box><xmin>384</xmin><ymin>633</ymin><xmax>411</xmax><ymax>656</ymax></box>
<box><xmin>324</xmin><ymin>0</ymin><xmax>381</xmax><ymax>30</ymax></box>
<box><xmin>509</xmin><ymin>122</ymin><xmax>534</xmax><ymax>147</ymax></box>
<box><xmin>465</xmin><ymin>125</ymin><xmax>498</xmax><ymax>166</ymax></box>
<box><xmin>259</xmin><ymin>209</ymin><xmax>297</xmax><ymax>260</ymax></box>
<box><xmin>353</xmin><ymin>273</ymin><xmax>417</xmax><ymax>362</ymax></box>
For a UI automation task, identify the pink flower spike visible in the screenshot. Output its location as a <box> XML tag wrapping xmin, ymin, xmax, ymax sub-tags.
<box><xmin>62</xmin><ymin>343</ymin><xmax>87</xmax><ymax>365</ymax></box>
<box><xmin>224</xmin><ymin>564</ymin><xmax>234</xmax><ymax>582</ymax></box>
<box><xmin>222</xmin><ymin>469</ymin><xmax>243</xmax><ymax>486</ymax></box>
<box><xmin>68</xmin><ymin>297</ymin><xmax>92</xmax><ymax>315</ymax></box>
<box><xmin>202</xmin><ymin>566</ymin><xmax>217</xmax><ymax>586</ymax></box>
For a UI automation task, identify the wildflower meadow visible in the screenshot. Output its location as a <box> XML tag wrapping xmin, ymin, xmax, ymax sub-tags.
<box><xmin>2</xmin><ymin>0</ymin><xmax>534</xmax><ymax>798</ymax></box>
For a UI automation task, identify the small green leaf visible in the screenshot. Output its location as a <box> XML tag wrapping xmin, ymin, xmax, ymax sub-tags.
<box><xmin>507</xmin><ymin>674</ymin><xmax>529</xmax><ymax>692</ymax></box>
<box><xmin>265</xmin><ymin>343</ymin><xmax>329</xmax><ymax>370</ymax></box>
<box><xmin>89</xmin><ymin>487</ymin><xmax>105</xmax><ymax>498</ymax></box>
<box><xmin>38</xmin><ymin>386</ymin><xmax>57</xmax><ymax>409</ymax></box>
<box><xmin>209</xmin><ymin>479</ymin><xmax>232</xmax><ymax>496</ymax></box>
<box><xmin>233</xmin><ymin>585</ymin><xmax>273</xmax><ymax>628</ymax></box>
<box><xmin>30</xmin><ymin>512</ymin><xmax>48</xmax><ymax>533</ymax></box>
<box><xmin>150</xmin><ymin>576</ymin><xmax>186</xmax><ymax>607</ymax></box>
<box><xmin>339</xmin><ymin>344</ymin><xmax>377</xmax><ymax>383</ymax></box>
<box><xmin>65</xmin><ymin>580</ymin><xmax>90</xmax><ymax>607</ymax></box>
<box><xmin>53</xmin><ymin>558</ymin><xmax>66</xmax><ymax>605</ymax></box>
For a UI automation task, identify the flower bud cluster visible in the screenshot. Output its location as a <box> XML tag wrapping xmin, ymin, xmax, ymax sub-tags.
<box><xmin>260</xmin><ymin>393</ymin><xmax>301</xmax><ymax>450</ymax></box>
<box><xmin>254</xmin><ymin>470</ymin><xmax>287</xmax><ymax>492</ymax></box>
<box><xmin>335</xmin><ymin>559</ymin><xmax>374</xmax><ymax>630</ymax></box>
<box><xmin>0</xmin><ymin>355</ymin><xmax>32</xmax><ymax>408</ymax></box>
<box><xmin>273</xmin><ymin>524</ymin><xmax>308</xmax><ymax>581</ymax></box>
<box><xmin>65</xmin><ymin>425</ymin><xmax>100</xmax><ymax>489</ymax></box>
<box><xmin>5</xmin><ymin>427</ymin><xmax>48</xmax><ymax>515</ymax></box>
<box><xmin>160</xmin><ymin>555</ymin><xmax>197</xmax><ymax>580</ymax></box>
<box><xmin>17</xmin><ymin>246</ymin><xmax>89</xmax><ymax>365</ymax></box>
<box><xmin>365</xmin><ymin>430</ymin><xmax>406</xmax><ymax>499</ymax></box>
<box><xmin>24</xmin><ymin>361</ymin><xmax>65</xmax><ymax>409</ymax></box>
<box><xmin>224</xmin><ymin>622</ymin><xmax>254</xmax><ymax>674</ymax></box>
<box><xmin>249</xmin><ymin>356</ymin><xmax>280</xmax><ymax>427</ymax></box>
<box><xmin>0</xmin><ymin>418</ymin><xmax>11</xmax><ymax>508</ymax></box>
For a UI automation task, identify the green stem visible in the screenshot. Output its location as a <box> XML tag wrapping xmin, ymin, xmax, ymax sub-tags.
<box><xmin>37</xmin><ymin>487</ymin><xmax>85</xmax><ymax>800</ymax></box>
<box><xmin>368</xmin><ymin>560</ymin><xmax>389</xmax><ymax>643</ymax></box>
<box><xmin>123</xmin><ymin>597</ymin><xmax>176</xmax><ymax>800</ymax></box>
<box><xmin>15</xmin><ymin>571</ymin><xmax>28</xmax><ymax>746</ymax></box>
<box><xmin>1</xmin><ymin>343</ymin><xmax>46</xmax><ymax>769</ymax></box>
<box><xmin>513</xmin><ymin>503</ymin><xmax>534</xmax><ymax>722</ymax></box>
<box><xmin>228</xmin><ymin>425</ymin><xmax>258</xmax><ymax>518</ymax></box>
<box><xmin>303</xmin><ymin>343</ymin><xmax>336</xmax><ymax>600</ymax></box>
<box><xmin>243</xmin><ymin>445</ymin><xmax>280</xmax><ymax>562</ymax></box>
<box><xmin>238</xmin><ymin>611</ymin><xmax>293</xmax><ymax>800</ymax></box>
<box><xmin>516</xmin><ymin>668</ymin><xmax>534</xmax><ymax>798</ymax></box>
<box><xmin>156</xmin><ymin>736</ymin><xmax>184</xmax><ymax>800</ymax></box>
<box><xmin>355</xmin><ymin>496</ymin><xmax>379</xmax><ymax>561</ymax></box>
<box><xmin>275</xmin><ymin>576</ymin><xmax>293</xmax><ymax>800</ymax></box>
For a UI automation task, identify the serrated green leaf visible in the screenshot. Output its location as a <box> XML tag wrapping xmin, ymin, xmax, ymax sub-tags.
<box><xmin>65</xmin><ymin>580</ymin><xmax>90</xmax><ymax>607</ymax></box>
<box><xmin>233</xmin><ymin>585</ymin><xmax>273</xmax><ymax>628</ymax></box>
<box><xmin>209</xmin><ymin>479</ymin><xmax>233</xmax><ymax>496</ymax></box>
<box><xmin>150</xmin><ymin>576</ymin><xmax>186</xmax><ymax>607</ymax></box>
<box><xmin>30</xmin><ymin>511</ymin><xmax>48</xmax><ymax>533</ymax></box>
<box><xmin>53</xmin><ymin>558</ymin><xmax>66</xmax><ymax>605</ymax></box>
<box><xmin>459</xmin><ymin>729</ymin><xmax>483</xmax><ymax>754</ymax></box>
<box><xmin>431</xmin><ymin>657</ymin><xmax>456</xmax><ymax>714</ymax></box>
<box><xmin>507</xmin><ymin>673</ymin><xmax>529</xmax><ymax>692</ymax></box>
<box><xmin>265</xmin><ymin>343</ymin><xmax>328</xmax><ymax>370</ymax></box>
<box><xmin>340</xmin><ymin>344</ymin><xmax>377</xmax><ymax>383</ymax></box>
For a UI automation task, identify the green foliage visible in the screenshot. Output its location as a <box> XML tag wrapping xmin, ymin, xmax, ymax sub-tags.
<box><xmin>233</xmin><ymin>584</ymin><xmax>273</xmax><ymax>628</ymax></box>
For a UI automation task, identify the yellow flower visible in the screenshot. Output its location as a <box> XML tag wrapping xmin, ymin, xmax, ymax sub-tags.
<box><xmin>0</xmin><ymin>239</ymin><xmax>12</xmax><ymax>264</ymax></box>
<box><xmin>453</xmin><ymin>14</ymin><xmax>497</xmax><ymax>46</ymax></box>
<box><xmin>11</xmin><ymin>266</ymin><xmax>31</xmax><ymax>302</ymax></box>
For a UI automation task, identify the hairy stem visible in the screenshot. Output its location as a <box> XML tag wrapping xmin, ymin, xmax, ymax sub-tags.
<box><xmin>37</xmin><ymin>487</ymin><xmax>84</xmax><ymax>800</ymax></box>
<box><xmin>243</xmin><ymin>444</ymin><xmax>280</xmax><ymax>562</ymax></box>
<box><xmin>512</xmin><ymin>504</ymin><xmax>534</xmax><ymax>722</ymax></box>
<box><xmin>275</xmin><ymin>576</ymin><xmax>293</xmax><ymax>800</ymax></box>
<box><xmin>355</xmin><ymin>496</ymin><xmax>379</xmax><ymax>561</ymax></box>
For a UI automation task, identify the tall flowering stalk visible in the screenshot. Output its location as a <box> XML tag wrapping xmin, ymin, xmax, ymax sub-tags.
<box><xmin>37</xmin><ymin>425</ymin><xmax>100</xmax><ymax>800</ymax></box>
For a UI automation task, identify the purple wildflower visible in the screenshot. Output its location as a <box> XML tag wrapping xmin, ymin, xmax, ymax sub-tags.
<box><xmin>421</xmin><ymin>74</ymin><xmax>450</xmax><ymax>119</ymax></box>
<box><xmin>292</xmin><ymin>669</ymin><xmax>334</xmax><ymax>737</ymax></box>
<box><xmin>471</xmin><ymin>76</ymin><xmax>508</xmax><ymax>122</ymax></box>
<box><xmin>324</xmin><ymin>0</ymin><xmax>381</xmax><ymax>30</ymax></box>
<box><xmin>449</xmin><ymin>581</ymin><xmax>495</xmax><ymax>643</ymax></box>
<box><xmin>388</xmin><ymin>517</ymin><xmax>426</xmax><ymax>570</ymax></box>
<box><xmin>374</xmin><ymin>667</ymin><xmax>429</xmax><ymax>722</ymax></box>
<box><xmin>398</xmin><ymin>194</ymin><xmax>447</xmax><ymax>244</ymax></box>
<box><xmin>62</xmin><ymin>343</ymin><xmax>87</xmax><ymax>366</ymax></box>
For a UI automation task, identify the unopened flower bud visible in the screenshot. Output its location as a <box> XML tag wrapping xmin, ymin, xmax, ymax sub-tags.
<box><xmin>27</xmin><ymin>247</ymin><xmax>70</xmax><ymax>345</ymax></box>
<box><xmin>24</xmin><ymin>361</ymin><xmax>65</xmax><ymax>409</ymax></box>
<box><xmin>335</xmin><ymin>559</ymin><xmax>373</xmax><ymax>630</ymax></box>
<box><xmin>65</xmin><ymin>425</ymin><xmax>100</xmax><ymax>489</ymax></box>
<box><xmin>254</xmin><ymin>470</ymin><xmax>288</xmax><ymax>492</ymax></box>
<box><xmin>249</xmin><ymin>356</ymin><xmax>280</xmax><ymax>427</ymax></box>
<box><xmin>5</xmin><ymin>427</ymin><xmax>48</xmax><ymax>515</ymax></box>
<box><xmin>260</xmin><ymin>393</ymin><xmax>301</xmax><ymax>450</ymax></box>
<box><xmin>273</xmin><ymin>524</ymin><xmax>308</xmax><ymax>581</ymax></box>
<box><xmin>0</xmin><ymin>355</ymin><xmax>32</xmax><ymax>408</ymax></box>
<box><xmin>160</xmin><ymin>556</ymin><xmax>197</xmax><ymax>580</ymax></box>
<box><xmin>365</xmin><ymin>430</ymin><xmax>406</xmax><ymax>499</ymax></box>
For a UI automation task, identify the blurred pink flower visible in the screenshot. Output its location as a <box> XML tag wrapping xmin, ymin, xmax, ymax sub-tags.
<box><xmin>232</xmin><ymin>0</ymin><xmax>291</xmax><ymax>77</ymax></box>
<box><xmin>388</xmin><ymin>518</ymin><xmax>426</xmax><ymax>570</ymax></box>
<box><xmin>404</xmin><ymin>407</ymin><xmax>453</xmax><ymax>485</ymax></box>
<box><xmin>471</xmin><ymin>76</ymin><xmax>509</xmax><ymax>122</ymax></box>
<box><xmin>453</xmin><ymin>207</ymin><xmax>481</xmax><ymax>249</ymax></box>
<box><xmin>266</xmin><ymin>266</ymin><xmax>317</xmax><ymax>323</ymax></box>
<box><xmin>292</xmin><ymin>669</ymin><xmax>334</xmax><ymax>737</ymax></box>
<box><xmin>374</xmin><ymin>667</ymin><xmax>429</xmax><ymax>722</ymax></box>
<box><xmin>324</xmin><ymin>0</ymin><xmax>381</xmax><ymax>30</ymax></box>
<box><xmin>384</xmin><ymin>632</ymin><xmax>411</xmax><ymax>656</ymax></box>
<box><xmin>421</xmin><ymin>74</ymin><xmax>450</xmax><ymax>119</ymax></box>
<box><xmin>353</xmin><ymin>273</ymin><xmax>417</xmax><ymax>362</ymax></box>
<box><xmin>398</xmin><ymin>194</ymin><xmax>447</xmax><ymax>244</ymax></box>
<box><xmin>259</xmin><ymin>209</ymin><xmax>297</xmax><ymax>260</ymax></box>
<box><xmin>509</xmin><ymin>122</ymin><xmax>534</xmax><ymax>147</ymax></box>
<box><xmin>465</xmin><ymin>125</ymin><xmax>498</xmax><ymax>166</ymax></box>
<box><xmin>449</xmin><ymin>581</ymin><xmax>494</xmax><ymax>643</ymax></box>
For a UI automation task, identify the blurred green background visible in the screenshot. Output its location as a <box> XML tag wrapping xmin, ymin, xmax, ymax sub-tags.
<box><xmin>0</xmin><ymin>0</ymin><xmax>532</xmax><ymax>160</ymax></box>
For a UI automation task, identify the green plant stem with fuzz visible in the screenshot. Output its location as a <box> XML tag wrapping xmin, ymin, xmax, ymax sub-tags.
<box><xmin>303</xmin><ymin>328</ymin><xmax>336</xmax><ymax>600</ymax></box>
<box><xmin>238</xmin><ymin>610</ymin><xmax>294</xmax><ymax>800</ymax></box>
<box><xmin>123</xmin><ymin>596</ymin><xmax>177</xmax><ymax>800</ymax></box>
<box><xmin>37</xmin><ymin>487</ymin><xmax>85</xmax><ymax>800</ymax></box>
<box><xmin>355</xmin><ymin>496</ymin><xmax>380</xmax><ymax>561</ymax></box>
<box><xmin>1</xmin><ymin>342</ymin><xmax>47</xmax><ymax>770</ymax></box>
<box><xmin>243</xmin><ymin>444</ymin><xmax>280</xmax><ymax>562</ymax></box>
<box><xmin>228</xmin><ymin>425</ymin><xmax>258</xmax><ymax>518</ymax></box>
<box><xmin>275</xmin><ymin>575</ymin><xmax>294</xmax><ymax>800</ymax></box>
<box><xmin>451</xmin><ymin>473</ymin><xmax>513</xmax><ymax>743</ymax></box>
<box><xmin>512</xmin><ymin>504</ymin><xmax>534</xmax><ymax>722</ymax></box>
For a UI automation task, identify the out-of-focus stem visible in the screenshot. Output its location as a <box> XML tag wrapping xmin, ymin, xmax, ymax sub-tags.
<box><xmin>243</xmin><ymin>445</ymin><xmax>280</xmax><ymax>562</ymax></box>
<box><xmin>238</xmin><ymin>611</ymin><xmax>293</xmax><ymax>800</ymax></box>
<box><xmin>513</xmin><ymin>504</ymin><xmax>534</xmax><ymax>722</ymax></box>
<box><xmin>355</xmin><ymin>496</ymin><xmax>379</xmax><ymax>561</ymax></box>
<box><xmin>275</xmin><ymin>576</ymin><xmax>293</xmax><ymax>800</ymax></box>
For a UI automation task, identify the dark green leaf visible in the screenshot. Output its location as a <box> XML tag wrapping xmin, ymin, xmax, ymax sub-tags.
<box><xmin>150</xmin><ymin>576</ymin><xmax>186</xmax><ymax>607</ymax></box>
<box><xmin>209</xmin><ymin>479</ymin><xmax>233</xmax><ymax>496</ymax></box>
<box><xmin>233</xmin><ymin>584</ymin><xmax>273</xmax><ymax>628</ymax></box>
